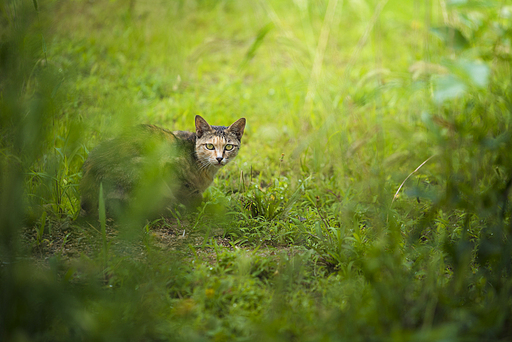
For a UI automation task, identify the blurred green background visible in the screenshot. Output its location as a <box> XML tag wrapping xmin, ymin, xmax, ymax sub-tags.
<box><xmin>2</xmin><ymin>0</ymin><xmax>512</xmax><ymax>340</ymax></box>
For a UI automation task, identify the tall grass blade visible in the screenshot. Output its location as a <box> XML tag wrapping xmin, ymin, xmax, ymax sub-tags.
<box><xmin>98</xmin><ymin>182</ymin><xmax>108</xmax><ymax>266</ymax></box>
<box><xmin>241</xmin><ymin>22</ymin><xmax>274</xmax><ymax>69</ymax></box>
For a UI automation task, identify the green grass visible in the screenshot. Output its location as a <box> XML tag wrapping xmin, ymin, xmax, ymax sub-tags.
<box><xmin>2</xmin><ymin>0</ymin><xmax>512</xmax><ymax>340</ymax></box>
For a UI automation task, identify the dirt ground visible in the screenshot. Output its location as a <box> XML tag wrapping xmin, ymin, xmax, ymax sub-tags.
<box><xmin>22</xmin><ymin>216</ymin><xmax>290</xmax><ymax>270</ymax></box>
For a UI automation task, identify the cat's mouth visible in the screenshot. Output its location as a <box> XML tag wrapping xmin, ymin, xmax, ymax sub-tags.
<box><xmin>212</xmin><ymin>158</ymin><xmax>227</xmax><ymax>167</ymax></box>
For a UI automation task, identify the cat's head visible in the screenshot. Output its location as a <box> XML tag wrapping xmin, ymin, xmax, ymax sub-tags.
<box><xmin>194</xmin><ymin>115</ymin><xmax>246</xmax><ymax>170</ymax></box>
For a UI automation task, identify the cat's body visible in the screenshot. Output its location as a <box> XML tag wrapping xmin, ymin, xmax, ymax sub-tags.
<box><xmin>80</xmin><ymin>115</ymin><xmax>246</xmax><ymax>218</ymax></box>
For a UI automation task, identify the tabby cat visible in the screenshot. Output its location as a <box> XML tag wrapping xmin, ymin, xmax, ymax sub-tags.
<box><xmin>80</xmin><ymin>115</ymin><xmax>246</xmax><ymax>218</ymax></box>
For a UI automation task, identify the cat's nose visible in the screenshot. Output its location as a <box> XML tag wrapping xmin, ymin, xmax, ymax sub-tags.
<box><xmin>216</xmin><ymin>157</ymin><xmax>223</xmax><ymax>163</ymax></box>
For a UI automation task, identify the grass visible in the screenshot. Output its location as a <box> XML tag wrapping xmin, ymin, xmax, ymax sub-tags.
<box><xmin>2</xmin><ymin>0</ymin><xmax>512</xmax><ymax>340</ymax></box>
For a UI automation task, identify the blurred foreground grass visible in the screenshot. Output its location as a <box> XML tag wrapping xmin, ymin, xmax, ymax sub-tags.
<box><xmin>2</xmin><ymin>0</ymin><xmax>512</xmax><ymax>340</ymax></box>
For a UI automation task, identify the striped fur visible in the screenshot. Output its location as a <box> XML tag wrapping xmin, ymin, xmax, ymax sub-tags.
<box><xmin>80</xmin><ymin>116</ymin><xmax>246</xmax><ymax>218</ymax></box>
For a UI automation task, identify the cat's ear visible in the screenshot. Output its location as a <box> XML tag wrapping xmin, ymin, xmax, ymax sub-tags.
<box><xmin>195</xmin><ymin>115</ymin><xmax>212</xmax><ymax>138</ymax></box>
<box><xmin>227</xmin><ymin>118</ymin><xmax>246</xmax><ymax>141</ymax></box>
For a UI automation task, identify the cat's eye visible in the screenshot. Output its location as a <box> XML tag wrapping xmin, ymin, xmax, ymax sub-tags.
<box><xmin>225</xmin><ymin>144</ymin><xmax>235</xmax><ymax>151</ymax></box>
<box><xmin>205</xmin><ymin>143</ymin><xmax>215</xmax><ymax>150</ymax></box>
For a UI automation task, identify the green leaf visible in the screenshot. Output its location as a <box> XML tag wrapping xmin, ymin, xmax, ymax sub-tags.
<box><xmin>447</xmin><ymin>0</ymin><xmax>468</xmax><ymax>5</ymax></box>
<box><xmin>430</xmin><ymin>26</ymin><xmax>469</xmax><ymax>51</ymax></box>
<box><xmin>241</xmin><ymin>23</ymin><xmax>274</xmax><ymax>68</ymax></box>
<box><xmin>434</xmin><ymin>74</ymin><xmax>467</xmax><ymax>103</ymax></box>
<box><xmin>433</xmin><ymin>59</ymin><xmax>489</xmax><ymax>102</ymax></box>
<box><xmin>446</xmin><ymin>0</ymin><xmax>496</xmax><ymax>9</ymax></box>
<box><xmin>458</xmin><ymin>60</ymin><xmax>489</xmax><ymax>88</ymax></box>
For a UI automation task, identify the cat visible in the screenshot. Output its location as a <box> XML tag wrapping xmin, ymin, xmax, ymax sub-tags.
<box><xmin>79</xmin><ymin>115</ymin><xmax>246</xmax><ymax>218</ymax></box>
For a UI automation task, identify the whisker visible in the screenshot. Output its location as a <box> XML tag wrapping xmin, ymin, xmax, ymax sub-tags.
<box><xmin>197</xmin><ymin>160</ymin><xmax>211</xmax><ymax>172</ymax></box>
